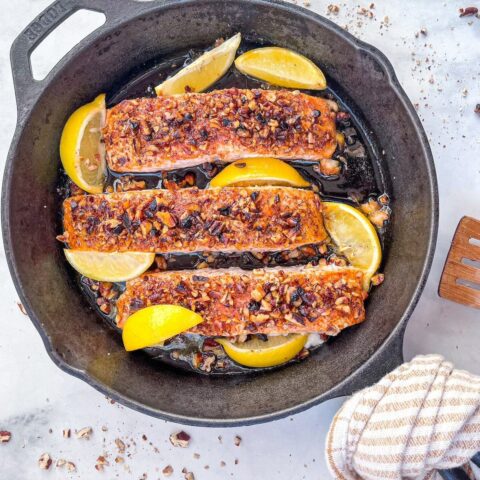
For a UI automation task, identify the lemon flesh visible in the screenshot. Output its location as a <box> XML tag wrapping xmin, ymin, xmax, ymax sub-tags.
<box><xmin>210</xmin><ymin>158</ymin><xmax>310</xmax><ymax>188</ymax></box>
<box><xmin>60</xmin><ymin>94</ymin><xmax>107</xmax><ymax>194</ymax></box>
<box><xmin>122</xmin><ymin>305</ymin><xmax>204</xmax><ymax>351</ymax></box>
<box><xmin>217</xmin><ymin>334</ymin><xmax>307</xmax><ymax>368</ymax></box>
<box><xmin>235</xmin><ymin>47</ymin><xmax>327</xmax><ymax>90</ymax></box>
<box><xmin>322</xmin><ymin>202</ymin><xmax>382</xmax><ymax>284</ymax></box>
<box><xmin>64</xmin><ymin>250</ymin><xmax>155</xmax><ymax>282</ymax></box>
<box><xmin>155</xmin><ymin>33</ymin><xmax>241</xmax><ymax>96</ymax></box>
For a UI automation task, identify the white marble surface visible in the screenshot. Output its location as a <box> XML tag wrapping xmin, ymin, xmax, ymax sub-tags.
<box><xmin>0</xmin><ymin>1</ymin><xmax>479</xmax><ymax>478</ymax></box>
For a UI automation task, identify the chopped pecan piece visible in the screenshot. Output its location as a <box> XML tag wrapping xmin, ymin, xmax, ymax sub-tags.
<box><xmin>38</xmin><ymin>453</ymin><xmax>52</xmax><ymax>470</ymax></box>
<box><xmin>95</xmin><ymin>455</ymin><xmax>109</xmax><ymax>471</ymax></box>
<box><xmin>76</xmin><ymin>426</ymin><xmax>92</xmax><ymax>439</ymax></box>
<box><xmin>162</xmin><ymin>465</ymin><xmax>174</xmax><ymax>476</ymax></box>
<box><xmin>169</xmin><ymin>431</ymin><xmax>191</xmax><ymax>448</ymax></box>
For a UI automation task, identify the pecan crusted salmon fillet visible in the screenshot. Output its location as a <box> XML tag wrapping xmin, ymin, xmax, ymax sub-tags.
<box><xmin>60</xmin><ymin>186</ymin><xmax>328</xmax><ymax>254</ymax></box>
<box><xmin>104</xmin><ymin>88</ymin><xmax>337</xmax><ymax>172</ymax></box>
<box><xmin>116</xmin><ymin>265</ymin><xmax>367</xmax><ymax>336</ymax></box>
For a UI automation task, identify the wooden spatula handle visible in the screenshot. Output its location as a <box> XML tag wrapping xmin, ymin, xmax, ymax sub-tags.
<box><xmin>439</xmin><ymin>216</ymin><xmax>480</xmax><ymax>309</ymax></box>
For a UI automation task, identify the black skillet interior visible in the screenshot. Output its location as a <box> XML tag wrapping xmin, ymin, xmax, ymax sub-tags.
<box><xmin>3</xmin><ymin>0</ymin><xmax>437</xmax><ymax>425</ymax></box>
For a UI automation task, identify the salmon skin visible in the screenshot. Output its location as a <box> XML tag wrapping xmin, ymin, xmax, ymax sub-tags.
<box><xmin>116</xmin><ymin>265</ymin><xmax>367</xmax><ymax>336</ymax></box>
<box><xmin>60</xmin><ymin>186</ymin><xmax>328</xmax><ymax>254</ymax></box>
<box><xmin>104</xmin><ymin>88</ymin><xmax>337</xmax><ymax>172</ymax></box>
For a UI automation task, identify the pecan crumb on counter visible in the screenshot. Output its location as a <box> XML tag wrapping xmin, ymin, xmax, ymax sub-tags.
<box><xmin>56</xmin><ymin>459</ymin><xmax>76</xmax><ymax>472</ymax></box>
<box><xmin>459</xmin><ymin>6</ymin><xmax>478</xmax><ymax>16</ymax></box>
<box><xmin>169</xmin><ymin>431</ymin><xmax>191</xmax><ymax>448</ymax></box>
<box><xmin>327</xmin><ymin>4</ymin><xmax>340</xmax><ymax>14</ymax></box>
<box><xmin>182</xmin><ymin>469</ymin><xmax>195</xmax><ymax>480</ymax></box>
<box><xmin>38</xmin><ymin>453</ymin><xmax>52</xmax><ymax>470</ymax></box>
<box><xmin>0</xmin><ymin>431</ymin><xmax>12</xmax><ymax>443</ymax></box>
<box><xmin>16</xmin><ymin>303</ymin><xmax>27</xmax><ymax>316</ymax></box>
<box><xmin>115</xmin><ymin>438</ymin><xmax>126</xmax><ymax>453</ymax></box>
<box><xmin>95</xmin><ymin>455</ymin><xmax>109</xmax><ymax>471</ymax></box>
<box><xmin>162</xmin><ymin>465</ymin><xmax>174</xmax><ymax>476</ymax></box>
<box><xmin>76</xmin><ymin>426</ymin><xmax>93</xmax><ymax>439</ymax></box>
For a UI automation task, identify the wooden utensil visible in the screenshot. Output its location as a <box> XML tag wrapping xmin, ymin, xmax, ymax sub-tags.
<box><xmin>439</xmin><ymin>216</ymin><xmax>480</xmax><ymax>309</ymax></box>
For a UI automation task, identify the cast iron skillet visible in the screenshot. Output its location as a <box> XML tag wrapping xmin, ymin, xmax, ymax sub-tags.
<box><xmin>3</xmin><ymin>0</ymin><xmax>438</xmax><ymax>426</ymax></box>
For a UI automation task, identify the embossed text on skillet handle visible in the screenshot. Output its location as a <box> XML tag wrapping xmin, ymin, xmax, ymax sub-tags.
<box><xmin>9</xmin><ymin>0</ymin><xmax>142</xmax><ymax>116</ymax></box>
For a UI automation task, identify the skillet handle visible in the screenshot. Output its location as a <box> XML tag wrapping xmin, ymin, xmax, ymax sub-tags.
<box><xmin>10</xmin><ymin>0</ymin><xmax>141</xmax><ymax>117</ymax></box>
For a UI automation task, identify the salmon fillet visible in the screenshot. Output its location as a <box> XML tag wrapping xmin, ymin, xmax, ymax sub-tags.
<box><xmin>104</xmin><ymin>88</ymin><xmax>337</xmax><ymax>172</ymax></box>
<box><xmin>116</xmin><ymin>265</ymin><xmax>367</xmax><ymax>336</ymax></box>
<box><xmin>60</xmin><ymin>186</ymin><xmax>328</xmax><ymax>254</ymax></box>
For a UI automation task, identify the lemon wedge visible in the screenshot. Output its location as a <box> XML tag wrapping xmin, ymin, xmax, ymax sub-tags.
<box><xmin>64</xmin><ymin>250</ymin><xmax>155</xmax><ymax>282</ymax></box>
<box><xmin>235</xmin><ymin>47</ymin><xmax>327</xmax><ymax>90</ymax></box>
<box><xmin>60</xmin><ymin>94</ymin><xmax>107</xmax><ymax>194</ymax></box>
<box><xmin>210</xmin><ymin>158</ymin><xmax>310</xmax><ymax>187</ymax></box>
<box><xmin>122</xmin><ymin>305</ymin><xmax>204</xmax><ymax>351</ymax></box>
<box><xmin>322</xmin><ymin>202</ymin><xmax>382</xmax><ymax>285</ymax></box>
<box><xmin>216</xmin><ymin>334</ymin><xmax>307</xmax><ymax>368</ymax></box>
<box><xmin>155</xmin><ymin>33</ymin><xmax>241</xmax><ymax>96</ymax></box>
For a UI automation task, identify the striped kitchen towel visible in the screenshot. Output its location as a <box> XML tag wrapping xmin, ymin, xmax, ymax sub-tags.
<box><xmin>326</xmin><ymin>355</ymin><xmax>480</xmax><ymax>480</ymax></box>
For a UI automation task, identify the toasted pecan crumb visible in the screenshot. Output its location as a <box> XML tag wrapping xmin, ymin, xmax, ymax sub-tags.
<box><xmin>38</xmin><ymin>453</ymin><xmax>52</xmax><ymax>470</ymax></box>
<box><xmin>169</xmin><ymin>431</ymin><xmax>191</xmax><ymax>448</ymax></box>
<box><xmin>76</xmin><ymin>426</ymin><xmax>92</xmax><ymax>439</ymax></box>
<box><xmin>115</xmin><ymin>438</ymin><xmax>126</xmax><ymax>453</ymax></box>
<box><xmin>16</xmin><ymin>303</ymin><xmax>27</xmax><ymax>316</ymax></box>
<box><xmin>371</xmin><ymin>273</ymin><xmax>385</xmax><ymax>286</ymax></box>
<box><xmin>162</xmin><ymin>465</ymin><xmax>174</xmax><ymax>476</ymax></box>
<box><xmin>57</xmin><ymin>460</ymin><xmax>76</xmax><ymax>472</ymax></box>
<box><xmin>95</xmin><ymin>455</ymin><xmax>109</xmax><ymax>471</ymax></box>
<box><xmin>459</xmin><ymin>6</ymin><xmax>478</xmax><ymax>16</ymax></box>
<box><xmin>234</xmin><ymin>435</ymin><xmax>242</xmax><ymax>446</ymax></box>
<box><xmin>327</xmin><ymin>4</ymin><xmax>340</xmax><ymax>14</ymax></box>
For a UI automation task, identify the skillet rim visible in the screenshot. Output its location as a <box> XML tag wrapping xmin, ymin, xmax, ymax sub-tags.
<box><xmin>2</xmin><ymin>0</ymin><xmax>438</xmax><ymax>426</ymax></box>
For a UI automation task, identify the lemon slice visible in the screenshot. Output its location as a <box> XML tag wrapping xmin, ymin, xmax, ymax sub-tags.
<box><xmin>322</xmin><ymin>202</ymin><xmax>382</xmax><ymax>283</ymax></box>
<box><xmin>122</xmin><ymin>305</ymin><xmax>204</xmax><ymax>351</ymax></box>
<box><xmin>217</xmin><ymin>334</ymin><xmax>307</xmax><ymax>368</ymax></box>
<box><xmin>235</xmin><ymin>47</ymin><xmax>327</xmax><ymax>90</ymax></box>
<box><xmin>64</xmin><ymin>250</ymin><xmax>155</xmax><ymax>282</ymax></box>
<box><xmin>210</xmin><ymin>158</ymin><xmax>310</xmax><ymax>187</ymax></box>
<box><xmin>155</xmin><ymin>33</ymin><xmax>241</xmax><ymax>96</ymax></box>
<box><xmin>60</xmin><ymin>94</ymin><xmax>107</xmax><ymax>194</ymax></box>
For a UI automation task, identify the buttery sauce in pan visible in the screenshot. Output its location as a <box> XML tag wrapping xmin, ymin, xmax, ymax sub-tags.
<box><xmin>59</xmin><ymin>40</ymin><xmax>391</xmax><ymax>375</ymax></box>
